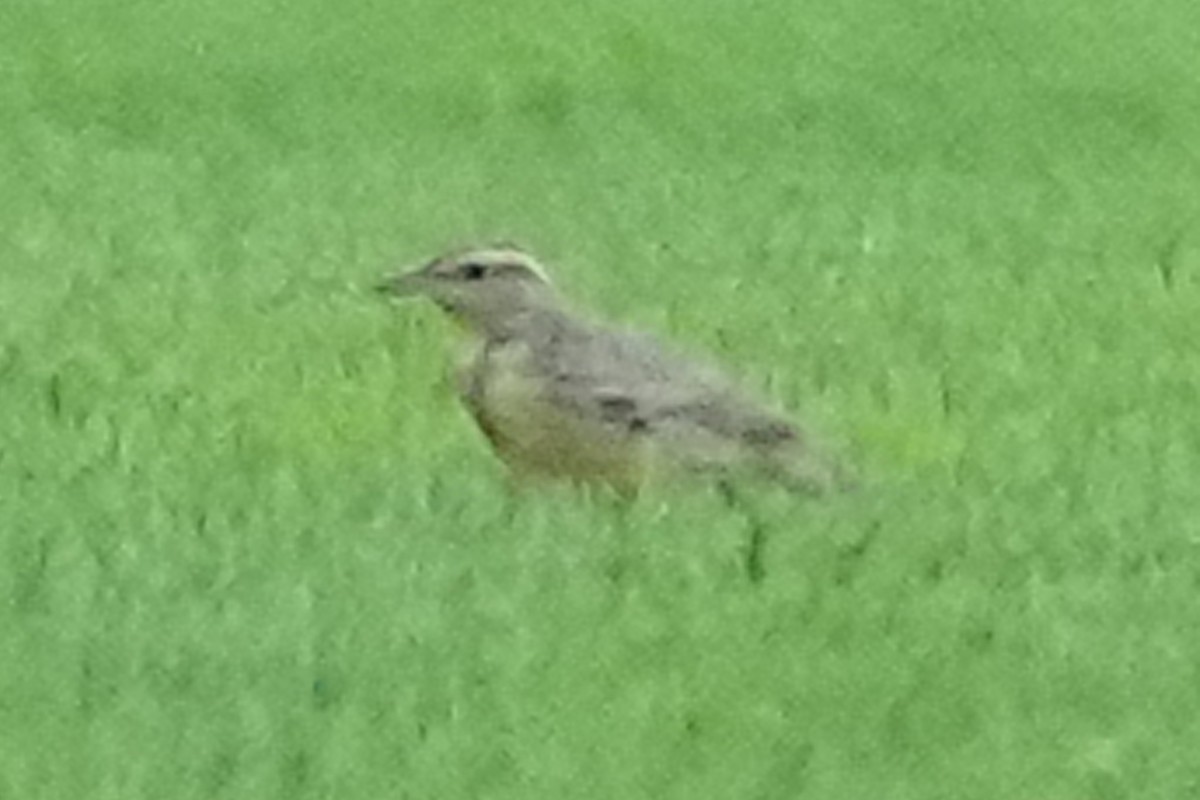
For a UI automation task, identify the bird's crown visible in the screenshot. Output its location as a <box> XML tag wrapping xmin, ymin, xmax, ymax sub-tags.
<box><xmin>424</xmin><ymin>244</ymin><xmax>551</xmax><ymax>287</ymax></box>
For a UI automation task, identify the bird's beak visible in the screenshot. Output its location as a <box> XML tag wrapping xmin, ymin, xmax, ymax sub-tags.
<box><xmin>374</xmin><ymin>269</ymin><xmax>425</xmax><ymax>297</ymax></box>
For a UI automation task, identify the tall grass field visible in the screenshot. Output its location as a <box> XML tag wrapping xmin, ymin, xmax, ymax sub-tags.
<box><xmin>2</xmin><ymin>1</ymin><xmax>1198</xmax><ymax>797</ymax></box>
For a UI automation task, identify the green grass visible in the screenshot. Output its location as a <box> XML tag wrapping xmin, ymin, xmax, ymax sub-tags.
<box><xmin>3</xmin><ymin>0</ymin><xmax>1199</xmax><ymax>797</ymax></box>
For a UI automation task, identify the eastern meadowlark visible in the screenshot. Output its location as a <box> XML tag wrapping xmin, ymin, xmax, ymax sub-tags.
<box><xmin>377</xmin><ymin>245</ymin><xmax>852</xmax><ymax>496</ymax></box>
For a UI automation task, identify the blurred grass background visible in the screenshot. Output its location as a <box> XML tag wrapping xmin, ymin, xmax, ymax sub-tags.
<box><xmin>2</xmin><ymin>0</ymin><xmax>1199</xmax><ymax>797</ymax></box>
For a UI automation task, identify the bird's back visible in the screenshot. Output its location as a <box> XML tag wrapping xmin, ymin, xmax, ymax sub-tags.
<box><xmin>461</xmin><ymin>308</ymin><xmax>845</xmax><ymax>493</ymax></box>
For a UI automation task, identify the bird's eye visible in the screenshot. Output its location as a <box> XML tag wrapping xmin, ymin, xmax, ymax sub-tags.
<box><xmin>461</xmin><ymin>263</ymin><xmax>488</xmax><ymax>281</ymax></box>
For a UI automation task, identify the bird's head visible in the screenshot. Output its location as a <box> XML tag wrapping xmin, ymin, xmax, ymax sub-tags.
<box><xmin>376</xmin><ymin>244</ymin><xmax>558</xmax><ymax>334</ymax></box>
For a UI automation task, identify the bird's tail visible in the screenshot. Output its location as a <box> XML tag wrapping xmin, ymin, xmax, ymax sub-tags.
<box><xmin>757</xmin><ymin>446</ymin><xmax>858</xmax><ymax>496</ymax></box>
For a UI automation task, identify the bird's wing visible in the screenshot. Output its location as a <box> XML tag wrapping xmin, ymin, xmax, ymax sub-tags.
<box><xmin>533</xmin><ymin>321</ymin><xmax>800</xmax><ymax>446</ymax></box>
<box><xmin>510</xmin><ymin>313</ymin><xmax>849</xmax><ymax>494</ymax></box>
<box><xmin>584</xmin><ymin>372</ymin><xmax>848</xmax><ymax>492</ymax></box>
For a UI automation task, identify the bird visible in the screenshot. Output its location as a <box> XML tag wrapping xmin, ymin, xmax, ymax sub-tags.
<box><xmin>375</xmin><ymin>244</ymin><xmax>852</xmax><ymax>497</ymax></box>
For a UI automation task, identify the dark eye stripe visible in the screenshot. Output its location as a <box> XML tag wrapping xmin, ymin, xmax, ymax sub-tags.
<box><xmin>461</xmin><ymin>263</ymin><xmax>487</xmax><ymax>280</ymax></box>
<box><xmin>492</xmin><ymin>264</ymin><xmax>532</xmax><ymax>278</ymax></box>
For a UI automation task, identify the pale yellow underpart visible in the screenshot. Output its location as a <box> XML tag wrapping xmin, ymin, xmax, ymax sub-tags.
<box><xmin>457</xmin><ymin>338</ymin><xmax>659</xmax><ymax>493</ymax></box>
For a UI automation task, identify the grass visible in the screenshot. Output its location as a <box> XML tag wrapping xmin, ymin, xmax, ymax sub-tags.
<box><xmin>2</xmin><ymin>0</ymin><xmax>1199</xmax><ymax>797</ymax></box>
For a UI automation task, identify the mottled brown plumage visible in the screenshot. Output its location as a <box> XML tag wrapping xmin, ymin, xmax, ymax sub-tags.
<box><xmin>377</xmin><ymin>245</ymin><xmax>850</xmax><ymax>495</ymax></box>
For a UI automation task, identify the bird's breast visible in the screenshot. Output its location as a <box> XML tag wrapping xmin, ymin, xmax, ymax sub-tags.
<box><xmin>457</xmin><ymin>338</ymin><xmax>649</xmax><ymax>488</ymax></box>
